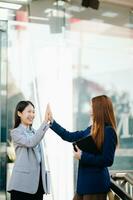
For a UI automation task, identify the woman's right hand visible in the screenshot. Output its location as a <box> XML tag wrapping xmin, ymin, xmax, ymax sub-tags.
<box><xmin>44</xmin><ymin>103</ymin><xmax>53</xmax><ymax>123</ymax></box>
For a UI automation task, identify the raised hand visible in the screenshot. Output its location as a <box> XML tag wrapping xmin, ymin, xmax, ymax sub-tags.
<box><xmin>44</xmin><ymin>104</ymin><xmax>49</xmax><ymax>123</ymax></box>
<box><xmin>44</xmin><ymin>103</ymin><xmax>53</xmax><ymax>123</ymax></box>
<box><xmin>47</xmin><ymin>103</ymin><xmax>53</xmax><ymax>122</ymax></box>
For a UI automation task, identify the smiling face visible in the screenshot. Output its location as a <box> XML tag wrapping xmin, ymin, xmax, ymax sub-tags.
<box><xmin>17</xmin><ymin>104</ymin><xmax>35</xmax><ymax>127</ymax></box>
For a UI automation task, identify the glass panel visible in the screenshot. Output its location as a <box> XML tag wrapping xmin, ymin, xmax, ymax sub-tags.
<box><xmin>70</xmin><ymin>2</ymin><xmax>133</xmax><ymax>172</ymax></box>
<box><xmin>69</xmin><ymin>1</ymin><xmax>133</xmax><ymax>192</ymax></box>
<box><xmin>0</xmin><ymin>1</ymin><xmax>133</xmax><ymax>199</ymax></box>
<box><xmin>0</xmin><ymin>20</ymin><xmax>8</xmax><ymax>200</ymax></box>
<box><xmin>7</xmin><ymin>18</ymin><xmax>73</xmax><ymax>200</ymax></box>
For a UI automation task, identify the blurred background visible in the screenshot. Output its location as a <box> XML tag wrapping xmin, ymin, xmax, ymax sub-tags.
<box><xmin>0</xmin><ymin>0</ymin><xmax>133</xmax><ymax>199</ymax></box>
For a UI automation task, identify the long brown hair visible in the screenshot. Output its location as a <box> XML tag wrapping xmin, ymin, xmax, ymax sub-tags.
<box><xmin>91</xmin><ymin>95</ymin><xmax>117</xmax><ymax>149</ymax></box>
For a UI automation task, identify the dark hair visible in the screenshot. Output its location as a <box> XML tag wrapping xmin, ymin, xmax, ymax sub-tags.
<box><xmin>91</xmin><ymin>95</ymin><xmax>117</xmax><ymax>149</ymax></box>
<box><xmin>14</xmin><ymin>101</ymin><xmax>35</xmax><ymax>128</ymax></box>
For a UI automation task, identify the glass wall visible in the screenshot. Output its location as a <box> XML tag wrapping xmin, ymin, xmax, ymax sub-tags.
<box><xmin>0</xmin><ymin>20</ymin><xmax>8</xmax><ymax>200</ymax></box>
<box><xmin>0</xmin><ymin>0</ymin><xmax>133</xmax><ymax>200</ymax></box>
<box><xmin>6</xmin><ymin>19</ymin><xmax>73</xmax><ymax>200</ymax></box>
<box><xmin>70</xmin><ymin>2</ymin><xmax>133</xmax><ymax>171</ymax></box>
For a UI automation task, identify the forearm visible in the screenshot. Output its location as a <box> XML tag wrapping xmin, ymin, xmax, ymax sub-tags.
<box><xmin>50</xmin><ymin>120</ymin><xmax>89</xmax><ymax>142</ymax></box>
<box><xmin>12</xmin><ymin>122</ymin><xmax>49</xmax><ymax>147</ymax></box>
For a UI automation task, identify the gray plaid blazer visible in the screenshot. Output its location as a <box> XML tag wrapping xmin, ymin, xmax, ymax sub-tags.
<box><xmin>7</xmin><ymin>122</ymin><xmax>50</xmax><ymax>194</ymax></box>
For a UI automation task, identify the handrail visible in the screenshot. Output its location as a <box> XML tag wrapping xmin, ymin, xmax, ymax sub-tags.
<box><xmin>111</xmin><ymin>173</ymin><xmax>133</xmax><ymax>185</ymax></box>
<box><xmin>110</xmin><ymin>172</ymin><xmax>133</xmax><ymax>200</ymax></box>
<box><xmin>110</xmin><ymin>179</ymin><xmax>132</xmax><ymax>200</ymax></box>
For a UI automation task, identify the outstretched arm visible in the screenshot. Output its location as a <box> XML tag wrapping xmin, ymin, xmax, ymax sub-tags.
<box><xmin>50</xmin><ymin>120</ymin><xmax>90</xmax><ymax>142</ymax></box>
<box><xmin>11</xmin><ymin>122</ymin><xmax>49</xmax><ymax>148</ymax></box>
<box><xmin>46</xmin><ymin>104</ymin><xmax>90</xmax><ymax>142</ymax></box>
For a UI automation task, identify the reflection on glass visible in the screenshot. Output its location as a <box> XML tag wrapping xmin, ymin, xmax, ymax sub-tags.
<box><xmin>0</xmin><ymin>20</ymin><xmax>8</xmax><ymax>200</ymax></box>
<box><xmin>0</xmin><ymin>1</ymin><xmax>133</xmax><ymax>200</ymax></box>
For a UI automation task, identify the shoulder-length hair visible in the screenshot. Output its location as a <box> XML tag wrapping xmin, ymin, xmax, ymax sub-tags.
<box><xmin>91</xmin><ymin>95</ymin><xmax>117</xmax><ymax>149</ymax></box>
<box><xmin>14</xmin><ymin>100</ymin><xmax>35</xmax><ymax>128</ymax></box>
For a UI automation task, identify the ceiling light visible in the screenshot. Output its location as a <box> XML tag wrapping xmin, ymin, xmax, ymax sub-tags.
<box><xmin>44</xmin><ymin>9</ymin><xmax>52</xmax><ymax>14</ymax></box>
<box><xmin>101</xmin><ymin>12</ymin><xmax>118</xmax><ymax>18</ymax></box>
<box><xmin>53</xmin><ymin>1</ymin><xmax>65</xmax><ymax>6</ymax></box>
<box><xmin>90</xmin><ymin>18</ymin><xmax>104</xmax><ymax>23</ymax></box>
<box><xmin>1</xmin><ymin>0</ymin><xmax>31</xmax><ymax>3</ymax></box>
<box><xmin>29</xmin><ymin>16</ymin><xmax>48</xmax><ymax>21</ymax></box>
<box><xmin>45</xmin><ymin>8</ymin><xmax>72</xmax><ymax>18</ymax></box>
<box><xmin>68</xmin><ymin>6</ymin><xmax>85</xmax><ymax>12</ymax></box>
<box><xmin>0</xmin><ymin>2</ymin><xmax>22</xmax><ymax>10</ymax></box>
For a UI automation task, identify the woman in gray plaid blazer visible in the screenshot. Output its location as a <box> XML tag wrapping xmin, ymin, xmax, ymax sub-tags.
<box><xmin>7</xmin><ymin>101</ymin><xmax>50</xmax><ymax>200</ymax></box>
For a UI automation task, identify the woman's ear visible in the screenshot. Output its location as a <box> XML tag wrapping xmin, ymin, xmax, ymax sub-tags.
<box><xmin>17</xmin><ymin>111</ymin><xmax>21</xmax><ymax>117</ymax></box>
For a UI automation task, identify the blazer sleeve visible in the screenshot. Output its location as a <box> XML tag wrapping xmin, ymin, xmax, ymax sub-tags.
<box><xmin>11</xmin><ymin>122</ymin><xmax>49</xmax><ymax>148</ymax></box>
<box><xmin>80</xmin><ymin>127</ymin><xmax>117</xmax><ymax>167</ymax></box>
<box><xmin>50</xmin><ymin>120</ymin><xmax>90</xmax><ymax>142</ymax></box>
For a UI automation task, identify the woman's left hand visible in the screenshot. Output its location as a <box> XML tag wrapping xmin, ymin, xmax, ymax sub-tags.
<box><xmin>74</xmin><ymin>145</ymin><xmax>82</xmax><ymax>160</ymax></box>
